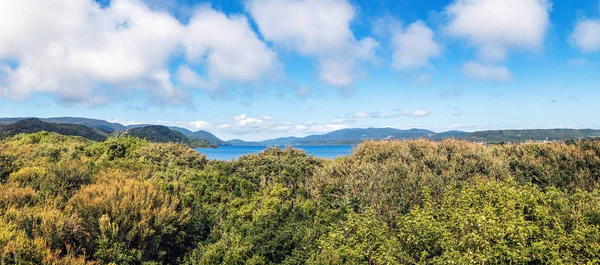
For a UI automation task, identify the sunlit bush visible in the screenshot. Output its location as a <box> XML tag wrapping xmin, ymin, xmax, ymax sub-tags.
<box><xmin>67</xmin><ymin>176</ymin><xmax>192</xmax><ymax>264</ymax></box>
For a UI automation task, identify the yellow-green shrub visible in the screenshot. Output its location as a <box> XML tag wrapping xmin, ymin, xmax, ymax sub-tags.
<box><xmin>67</xmin><ymin>176</ymin><xmax>192</xmax><ymax>264</ymax></box>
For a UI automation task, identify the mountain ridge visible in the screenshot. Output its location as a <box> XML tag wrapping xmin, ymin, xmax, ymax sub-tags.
<box><xmin>0</xmin><ymin>118</ymin><xmax>109</xmax><ymax>141</ymax></box>
<box><xmin>1</xmin><ymin>117</ymin><xmax>600</xmax><ymax>146</ymax></box>
<box><xmin>122</xmin><ymin>125</ymin><xmax>215</xmax><ymax>148</ymax></box>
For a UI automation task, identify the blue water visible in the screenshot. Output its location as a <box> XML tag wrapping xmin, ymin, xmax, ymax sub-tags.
<box><xmin>195</xmin><ymin>145</ymin><xmax>354</xmax><ymax>161</ymax></box>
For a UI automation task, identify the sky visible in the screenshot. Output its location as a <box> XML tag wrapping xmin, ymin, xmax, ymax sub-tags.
<box><xmin>1</xmin><ymin>0</ymin><xmax>600</xmax><ymax>141</ymax></box>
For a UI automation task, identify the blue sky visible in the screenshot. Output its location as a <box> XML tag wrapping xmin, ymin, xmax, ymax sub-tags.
<box><xmin>1</xmin><ymin>0</ymin><xmax>600</xmax><ymax>141</ymax></box>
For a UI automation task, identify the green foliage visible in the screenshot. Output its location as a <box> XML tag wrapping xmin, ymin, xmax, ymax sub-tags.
<box><xmin>67</xmin><ymin>176</ymin><xmax>192</xmax><ymax>264</ymax></box>
<box><xmin>2</xmin><ymin>134</ymin><xmax>600</xmax><ymax>264</ymax></box>
<box><xmin>307</xmin><ymin>210</ymin><xmax>392</xmax><ymax>265</ymax></box>
<box><xmin>0</xmin><ymin>154</ymin><xmax>17</xmax><ymax>182</ymax></box>
<box><xmin>468</xmin><ymin>128</ymin><xmax>600</xmax><ymax>143</ymax></box>
<box><xmin>123</xmin><ymin>125</ymin><xmax>215</xmax><ymax>148</ymax></box>
<box><xmin>392</xmin><ymin>180</ymin><xmax>600</xmax><ymax>264</ymax></box>
<box><xmin>0</xmin><ymin>118</ymin><xmax>108</xmax><ymax>141</ymax></box>
<box><xmin>97</xmin><ymin>136</ymin><xmax>149</xmax><ymax>160</ymax></box>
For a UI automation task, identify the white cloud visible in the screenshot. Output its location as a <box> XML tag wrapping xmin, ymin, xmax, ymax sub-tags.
<box><xmin>445</xmin><ymin>0</ymin><xmax>551</xmax><ymax>61</ymax></box>
<box><xmin>570</xmin><ymin>19</ymin><xmax>600</xmax><ymax>53</ymax></box>
<box><xmin>462</xmin><ymin>61</ymin><xmax>512</xmax><ymax>82</ymax></box>
<box><xmin>189</xmin><ymin>120</ymin><xmax>211</xmax><ymax>130</ymax></box>
<box><xmin>0</xmin><ymin>0</ymin><xmax>185</xmax><ymax>105</ymax></box>
<box><xmin>182</xmin><ymin>7</ymin><xmax>279</xmax><ymax>87</ymax></box>
<box><xmin>354</xmin><ymin>109</ymin><xmax>430</xmax><ymax>119</ymax></box>
<box><xmin>246</xmin><ymin>0</ymin><xmax>378</xmax><ymax>88</ymax></box>
<box><xmin>234</xmin><ymin>114</ymin><xmax>265</xmax><ymax>127</ymax></box>
<box><xmin>0</xmin><ymin>0</ymin><xmax>278</xmax><ymax>106</ymax></box>
<box><xmin>410</xmin><ymin>109</ymin><xmax>430</xmax><ymax>117</ymax></box>
<box><xmin>392</xmin><ymin>21</ymin><xmax>441</xmax><ymax>69</ymax></box>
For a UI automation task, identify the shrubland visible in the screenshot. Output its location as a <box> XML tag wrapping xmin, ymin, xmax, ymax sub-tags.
<box><xmin>1</xmin><ymin>132</ymin><xmax>600</xmax><ymax>264</ymax></box>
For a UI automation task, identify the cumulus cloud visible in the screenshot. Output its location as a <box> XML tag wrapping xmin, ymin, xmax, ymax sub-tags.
<box><xmin>392</xmin><ymin>21</ymin><xmax>442</xmax><ymax>69</ymax></box>
<box><xmin>445</xmin><ymin>0</ymin><xmax>551</xmax><ymax>61</ymax></box>
<box><xmin>444</xmin><ymin>0</ymin><xmax>550</xmax><ymax>81</ymax></box>
<box><xmin>234</xmin><ymin>114</ymin><xmax>265</xmax><ymax>127</ymax></box>
<box><xmin>246</xmin><ymin>0</ymin><xmax>379</xmax><ymax>88</ymax></box>
<box><xmin>0</xmin><ymin>0</ymin><xmax>278</xmax><ymax>106</ymax></box>
<box><xmin>570</xmin><ymin>19</ymin><xmax>600</xmax><ymax>53</ymax></box>
<box><xmin>0</xmin><ymin>0</ymin><xmax>186</xmax><ymax>105</ymax></box>
<box><xmin>182</xmin><ymin>8</ymin><xmax>279</xmax><ymax>87</ymax></box>
<box><xmin>462</xmin><ymin>61</ymin><xmax>512</xmax><ymax>82</ymax></box>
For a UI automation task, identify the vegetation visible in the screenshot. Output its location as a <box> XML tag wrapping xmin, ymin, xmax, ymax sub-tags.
<box><xmin>467</xmin><ymin>129</ymin><xmax>600</xmax><ymax>143</ymax></box>
<box><xmin>0</xmin><ymin>118</ymin><xmax>109</xmax><ymax>141</ymax></box>
<box><xmin>2</xmin><ymin>133</ymin><xmax>600</xmax><ymax>264</ymax></box>
<box><xmin>169</xmin><ymin>127</ymin><xmax>229</xmax><ymax>146</ymax></box>
<box><xmin>0</xmin><ymin>117</ymin><xmax>126</xmax><ymax>133</ymax></box>
<box><xmin>227</xmin><ymin>128</ymin><xmax>600</xmax><ymax>146</ymax></box>
<box><xmin>123</xmin><ymin>125</ymin><xmax>216</xmax><ymax>148</ymax></box>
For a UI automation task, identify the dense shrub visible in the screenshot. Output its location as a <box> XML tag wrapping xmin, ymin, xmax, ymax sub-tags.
<box><xmin>67</xmin><ymin>176</ymin><xmax>192</xmax><ymax>264</ymax></box>
<box><xmin>0</xmin><ymin>154</ymin><xmax>17</xmax><ymax>182</ymax></box>
<box><xmin>2</xmin><ymin>133</ymin><xmax>600</xmax><ymax>264</ymax></box>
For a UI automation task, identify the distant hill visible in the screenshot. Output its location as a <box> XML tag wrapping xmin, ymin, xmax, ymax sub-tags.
<box><xmin>0</xmin><ymin>118</ymin><xmax>109</xmax><ymax>141</ymax></box>
<box><xmin>3</xmin><ymin>117</ymin><xmax>600</xmax><ymax>146</ymax></box>
<box><xmin>168</xmin><ymin>127</ymin><xmax>229</xmax><ymax>146</ymax></box>
<box><xmin>0</xmin><ymin>117</ymin><xmax>227</xmax><ymax>145</ymax></box>
<box><xmin>123</xmin><ymin>125</ymin><xmax>215</xmax><ymax>148</ymax></box>
<box><xmin>466</xmin><ymin>129</ymin><xmax>600</xmax><ymax>143</ymax></box>
<box><xmin>0</xmin><ymin>117</ymin><xmax>125</xmax><ymax>133</ymax></box>
<box><xmin>226</xmin><ymin>128</ymin><xmax>600</xmax><ymax>146</ymax></box>
<box><xmin>227</xmin><ymin>128</ymin><xmax>458</xmax><ymax>146</ymax></box>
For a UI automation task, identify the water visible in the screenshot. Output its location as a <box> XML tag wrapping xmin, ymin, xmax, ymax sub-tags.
<box><xmin>195</xmin><ymin>145</ymin><xmax>354</xmax><ymax>161</ymax></box>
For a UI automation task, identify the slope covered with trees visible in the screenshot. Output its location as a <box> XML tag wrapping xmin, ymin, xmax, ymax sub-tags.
<box><xmin>0</xmin><ymin>117</ymin><xmax>126</xmax><ymax>133</ymax></box>
<box><xmin>1</xmin><ymin>133</ymin><xmax>600</xmax><ymax>264</ymax></box>
<box><xmin>123</xmin><ymin>125</ymin><xmax>215</xmax><ymax>148</ymax></box>
<box><xmin>0</xmin><ymin>118</ymin><xmax>109</xmax><ymax>141</ymax></box>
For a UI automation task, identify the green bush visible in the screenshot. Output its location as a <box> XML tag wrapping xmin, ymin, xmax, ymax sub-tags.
<box><xmin>67</xmin><ymin>176</ymin><xmax>192</xmax><ymax>264</ymax></box>
<box><xmin>2</xmin><ymin>134</ymin><xmax>600</xmax><ymax>264</ymax></box>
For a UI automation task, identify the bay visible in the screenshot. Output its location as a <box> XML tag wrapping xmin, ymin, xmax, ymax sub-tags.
<box><xmin>195</xmin><ymin>145</ymin><xmax>354</xmax><ymax>161</ymax></box>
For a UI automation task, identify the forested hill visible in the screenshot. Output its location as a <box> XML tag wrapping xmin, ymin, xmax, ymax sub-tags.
<box><xmin>0</xmin><ymin>117</ymin><xmax>125</xmax><ymax>133</ymax></box>
<box><xmin>466</xmin><ymin>129</ymin><xmax>600</xmax><ymax>142</ymax></box>
<box><xmin>123</xmin><ymin>125</ymin><xmax>215</xmax><ymax>148</ymax></box>
<box><xmin>167</xmin><ymin>126</ymin><xmax>228</xmax><ymax>146</ymax></box>
<box><xmin>226</xmin><ymin>127</ymin><xmax>600</xmax><ymax>146</ymax></box>
<box><xmin>0</xmin><ymin>118</ymin><xmax>109</xmax><ymax>141</ymax></box>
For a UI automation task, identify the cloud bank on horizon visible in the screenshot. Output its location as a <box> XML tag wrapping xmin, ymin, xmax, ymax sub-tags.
<box><xmin>1</xmin><ymin>0</ymin><xmax>599</xmax><ymax>140</ymax></box>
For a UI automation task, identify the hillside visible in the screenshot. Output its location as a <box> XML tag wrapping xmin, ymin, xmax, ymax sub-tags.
<box><xmin>228</xmin><ymin>128</ymin><xmax>459</xmax><ymax>146</ymax></box>
<box><xmin>0</xmin><ymin>118</ymin><xmax>109</xmax><ymax>141</ymax></box>
<box><xmin>123</xmin><ymin>125</ymin><xmax>215</xmax><ymax>148</ymax></box>
<box><xmin>466</xmin><ymin>129</ymin><xmax>600</xmax><ymax>143</ymax></box>
<box><xmin>228</xmin><ymin>128</ymin><xmax>600</xmax><ymax>146</ymax></box>
<box><xmin>0</xmin><ymin>117</ymin><xmax>125</xmax><ymax>132</ymax></box>
<box><xmin>168</xmin><ymin>126</ymin><xmax>229</xmax><ymax>145</ymax></box>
